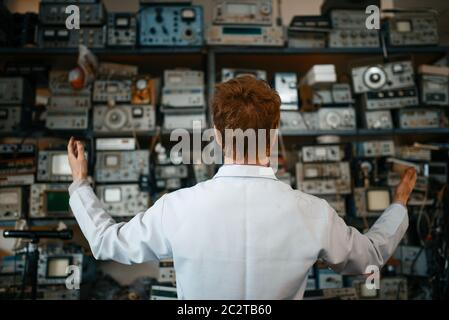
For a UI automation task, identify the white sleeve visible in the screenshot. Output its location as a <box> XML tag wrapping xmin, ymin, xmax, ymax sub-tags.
<box><xmin>319</xmin><ymin>201</ymin><xmax>409</xmax><ymax>274</ymax></box>
<box><xmin>69</xmin><ymin>182</ymin><xmax>172</xmax><ymax>264</ymax></box>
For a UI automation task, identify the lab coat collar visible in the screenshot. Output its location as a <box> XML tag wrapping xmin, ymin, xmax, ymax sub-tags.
<box><xmin>213</xmin><ymin>164</ymin><xmax>278</xmax><ymax>180</ymax></box>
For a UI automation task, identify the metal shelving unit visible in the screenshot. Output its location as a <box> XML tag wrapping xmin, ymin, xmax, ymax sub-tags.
<box><xmin>1</xmin><ymin>45</ymin><xmax>449</xmax><ymax>228</ymax></box>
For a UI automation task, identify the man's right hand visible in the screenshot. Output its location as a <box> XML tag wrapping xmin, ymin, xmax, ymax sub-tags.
<box><xmin>394</xmin><ymin>167</ymin><xmax>417</xmax><ymax>206</ymax></box>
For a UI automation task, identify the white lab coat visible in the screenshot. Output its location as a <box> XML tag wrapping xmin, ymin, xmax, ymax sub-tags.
<box><xmin>69</xmin><ymin>164</ymin><xmax>408</xmax><ymax>299</ymax></box>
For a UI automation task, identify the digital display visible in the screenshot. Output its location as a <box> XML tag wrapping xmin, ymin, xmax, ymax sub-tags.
<box><xmin>227</xmin><ymin>3</ymin><xmax>256</xmax><ymax>16</ymax></box>
<box><xmin>104</xmin><ymin>188</ymin><xmax>121</xmax><ymax>203</ymax></box>
<box><xmin>105</xmin><ymin>155</ymin><xmax>119</xmax><ymax>167</ymax></box>
<box><xmin>115</xmin><ymin>17</ymin><xmax>129</xmax><ymax>27</ymax></box>
<box><xmin>45</xmin><ymin>191</ymin><xmax>70</xmax><ymax>214</ymax></box>
<box><xmin>0</xmin><ymin>191</ymin><xmax>18</xmax><ymax>205</ymax></box>
<box><xmin>46</xmin><ymin>257</ymin><xmax>71</xmax><ymax>278</ymax></box>
<box><xmin>51</xmin><ymin>154</ymin><xmax>71</xmax><ymax>176</ymax></box>
<box><xmin>223</xmin><ymin>27</ymin><xmax>262</xmax><ymax>35</ymax></box>
<box><xmin>366</xmin><ymin>189</ymin><xmax>390</xmax><ymax>212</ymax></box>
<box><xmin>396</xmin><ymin>20</ymin><xmax>412</xmax><ymax>32</ymax></box>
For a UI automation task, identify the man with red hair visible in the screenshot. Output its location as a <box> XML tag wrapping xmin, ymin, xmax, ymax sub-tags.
<box><xmin>68</xmin><ymin>76</ymin><xmax>416</xmax><ymax>299</ymax></box>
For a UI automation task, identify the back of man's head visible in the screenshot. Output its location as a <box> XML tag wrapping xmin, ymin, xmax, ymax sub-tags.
<box><xmin>212</xmin><ymin>76</ymin><xmax>281</xmax><ymax>163</ymax></box>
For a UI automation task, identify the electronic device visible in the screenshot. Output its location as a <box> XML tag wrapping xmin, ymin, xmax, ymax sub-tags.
<box><xmin>396</xmin><ymin>146</ymin><xmax>431</xmax><ymax>161</ymax></box>
<box><xmin>0</xmin><ymin>187</ymin><xmax>23</xmax><ymax>221</ymax></box>
<box><xmin>0</xmin><ymin>107</ymin><xmax>21</xmax><ymax>132</ymax></box>
<box><xmin>39</xmin><ymin>2</ymin><xmax>105</xmax><ymax>26</ymax></box>
<box><xmin>48</xmin><ymin>95</ymin><xmax>91</xmax><ymax>109</ymax></box>
<box><xmin>161</xmin><ymin>70</ymin><xmax>205</xmax><ymax>110</ymax></box>
<box><xmin>387</xmin><ymin>173</ymin><xmax>429</xmax><ymax>192</ymax></box>
<box><xmin>207</xmin><ymin>0</ymin><xmax>283</xmax><ymax>46</ymax></box>
<box><xmin>163</xmin><ymin>113</ymin><xmax>207</xmax><ymax>131</ymax></box>
<box><xmin>354</xmin><ymin>187</ymin><xmax>391</xmax><ymax>218</ymax></box>
<box><xmin>420</xmin><ymin>74</ymin><xmax>449</xmax><ymax>106</ymax></box>
<box><xmin>107</xmin><ymin>12</ymin><xmax>136</xmax><ymax>47</ymax></box>
<box><xmin>351</xmin><ymin>61</ymin><xmax>415</xmax><ymax>94</ymax></box>
<box><xmin>93</xmin><ymin>105</ymin><xmax>156</xmax><ymax>134</ymax></box>
<box><xmin>0</xmin><ymin>77</ymin><xmax>28</xmax><ymax>105</ymax></box>
<box><xmin>155</xmin><ymin>164</ymin><xmax>189</xmax><ymax>190</ymax></box>
<box><xmin>316</xmin><ymin>269</ymin><xmax>343</xmax><ymax>289</ymax></box>
<box><xmin>322</xmin><ymin>195</ymin><xmax>346</xmax><ymax>217</ymax></box>
<box><xmin>37</xmin><ymin>247</ymin><xmax>83</xmax><ymax>285</ymax></box>
<box><xmin>287</xmin><ymin>15</ymin><xmax>330</xmax><ymax>48</ymax></box>
<box><xmin>362</xmin><ymin>87</ymin><xmax>419</xmax><ymax>110</ymax></box>
<box><xmin>386</xmin><ymin>12</ymin><xmax>438</xmax><ymax>47</ymax></box>
<box><xmin>38</xmin><ymin>150</ymin><xmax>87</xmax><ymax>182</ymax></box>
<box><xmin>296</xmin><ymin>162</ymin><xmax>351</xmax><ymax>195</ymax></box>
<box><xmin>95</xmin><ymin>150</ymin><xmax>149</xmax><ymax>183</ymax></box>
<box><xmin>93</xmin><ymin>80</ymin><xmax>132</xmax><ymax>103</ymax></box>
<box><xmin>288</xmin><ymin>32</ymin><xmax>326</xmax><ymax>48</ymax></box>
<box><xmin>155</xmin><ymin>165</ymin><xmax>189</xmax><ymax>180</ymax></box>
<box><xmin>212</xmin><ymin>0</ymin><xmax>274</xmax><ymax>25</ymax></box>
<box><xmin>207</xmin><ymin>24</ymin><xmax>284</xmax><ymax>46</ymax></box>
<box><xmin>164</xmin><ymin>69</ymin><xmax>203</xmax><ymax>87</ymax></box>
<box><xmin>0</xmin><ymin>144</ymin><xmax>36</xmax><ymax>186</ymax></box>
<box><xmin>379</xmin><ymin>277</ymin><xmax>407</xmax><ymax>300</ymax></box>
<box><xmin>399</xmin><ymin>108</ymin><xmax>441</xmax><ymax>128</ymax></box>
<box><xmin>138</xmin><ymin>5</ymin><xmax>203</xmax><ymax>46</ymax></box>
<box><xmin>158</xmin><ymin>260</ymin><xmax>176</xmax><ymax>284</ymax></box>
<box><xmin>0</xmin><ymin>143</ymin><xmax>36</xmax><ymax>182</ymax></box>
<box><xmin>329</xmin><ymin>9</ymin><xmax>372</xmax><ymax>29</ymax></box>
<box><xmin>161</xmin><ymin>88</ymin><xmax>205</xmax><ymax>109</ymax></box>
<box><xmin>321</xmin><ymin>0</ymin><xmax>380</xmax><ymax>16</ymax></box>
<box><xmin>39</xmin><ymin>26</ymin><xmax>106</xmax><ymax>48</ymax></box>
<box><xmin>131</xmin><ymin>76</ymin><xmax>156</xmax><ymax>105</ymax></box>
<box><xmin>49</xmin><ymin>70</ymin><xmax>91</xmax><ymax>96</ymax></box>
<box><xmin>96</xmin><ymin>184</ymin><xmax>149</xmax><ymax>217</ymax></box>
<box><xmin>37</xmin><ymin>286</ymin><xmax>80</xmax><ymax>300</ymax></box>
<box><xmin>280</xmin><ymin>111</ymin><xmax>308</xmax><ymax>131</ymax></box>
<box><xmin>301</xmin><ymin>145</ymin><xmax>344</xmax><ymax>163</ymax></box>
<box><xmin>328</xmin><ymin>10</ymin><xmax>379</xmax><ymax>48</ymax></box>
<box><xmin>97</xmin><ymin>62</ymin><xmax>138</xmax><ymax>79</ymax></box>
<box><xmin>312</xmin><ymin>83</ymin><xmax>353</xmax><ymax>105</ymax></box>
<box><xmin>302</xmin><ymin>64</ymin><xmax>336</xmax><ymax>86</ymax></box>
<box><xmin>45</xmin><ymin>108</ymin><xmax>89</xmax><ymax>130</ymax></box>
<box><xmin>329</xmin><ymin>29</ymin><xmax>380</xmax><ymax>48</ymax></box>
<box><xmin>29</xmin><ymin>183</ymin><xmax>72</xmax><ymax>218</ymax></box>
<box><xmin>395</xmin><ymin>246</ymin><xmax>428</xmax><ymax>276</ymax></box>
<box><xmin>0</xmin><ymin>174</ymin><xmax>34</xmax><ymax>187</ymax></box>
<box><xmin>275</xmin><ymin>73</ymin><xmax>298</xmax><ymax>110</ymax></box>
<box><xmin>221</xmin><ymin>68</ymin><xmax>267</xmax><ymax>82</ymax></box>
<box><xmin>95</xmin><ymin>138</ymin><xmax>136</xmax><ymax>151</ymax></box>
<box><xmin>365</xmin><ymin>110</ymin><xmax>393</xmax><ymax>129</ymax></box>
<box><xmin>150</xmin><ymin>285</ymin><xmax>177</xmax><ymax>300</ymax></box>
<box><xmin>357</xmin><ymin>140</ymin><xmax>395</xmax><ymax>157</ymax></box>
<box><xmin>317</xmin><ymin>107</ymin><xmax>356</xmax><ymax>130</ymax></box>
